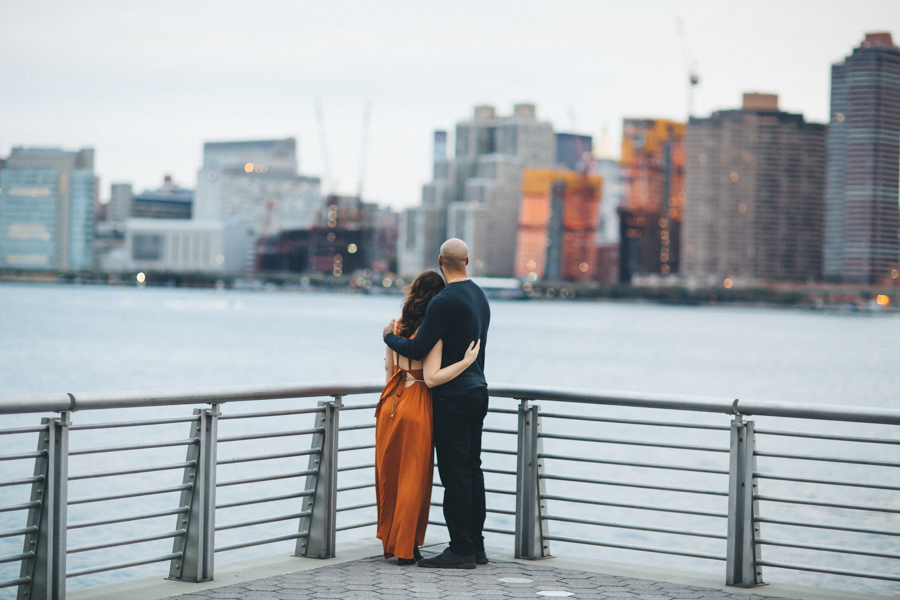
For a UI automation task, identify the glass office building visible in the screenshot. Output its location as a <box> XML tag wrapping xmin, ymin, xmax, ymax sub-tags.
<box><xmin>0</xmin><ymin>148</ymin><xmax>96</xmax><ymax>270</ymax></box>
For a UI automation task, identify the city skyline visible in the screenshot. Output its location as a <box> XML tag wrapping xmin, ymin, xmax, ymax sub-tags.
<box><xmin>2</xmin><ymin>1</ymin><xmax>897</xmax><ymax>209</ymax></box>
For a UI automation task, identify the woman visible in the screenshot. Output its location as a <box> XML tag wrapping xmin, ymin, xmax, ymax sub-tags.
<box><xmin>375</xmin><ymin>270</ymin><xmax>480</xmax><ymax>565</ymax></box>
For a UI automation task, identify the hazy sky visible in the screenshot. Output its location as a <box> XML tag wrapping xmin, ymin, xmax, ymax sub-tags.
<box><xmin>2</xmin><ymin>1</ymin><xmax>898</xmax><ymax>209</ymax></box>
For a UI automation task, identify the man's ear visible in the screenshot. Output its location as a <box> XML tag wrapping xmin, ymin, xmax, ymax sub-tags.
<box><xmin>465</xmin><ymin>257</ymin><xmax>469</xmax><ymax>265</ymax></box>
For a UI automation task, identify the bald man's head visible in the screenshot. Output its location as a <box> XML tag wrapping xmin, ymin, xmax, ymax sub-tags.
<box><xmin>439</xmin><ymin>238</ymin><xmax>469</xmax><ymax>272</ymax></box>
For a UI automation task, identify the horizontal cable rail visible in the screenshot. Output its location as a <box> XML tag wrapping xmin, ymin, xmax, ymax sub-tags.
<box><xmin>540</xmin><ymin>431</ymin><xmax>728</xmax><ymax>453</ymax></box>
<box><xmin>69</xmin><ymin>460</ymin><xmax>195</xmax><ymax>481</ymax></box>
<box><xmin>215</xmin><ymin>532</ymin><xmax>308</xmax><ymax>553</ymax></box>
<box><xmin>754</xmin><ymin>494</ymin><xmax>900</xmax><ymax>513</ymax></box>
<box><xmin>217</xmin><ymin>428</ymin><xmax>322</xmax><ymax>443</ymax></box>
<box><xmin>0</xmin><ymin>500</ymin><xmax>40</xmax><ymax>514</ymax></box>
<box><xmin>218</xmin><ymin>406</ymin><xmax>324</xmax><ymax>420</ymax></box>
<box><xmin>338</xmin><ymin>423</ymin><xmax>376</xmax><ymax>431</ymax></box>
<box><xmin>216</xmin><ymin>511</ymin><xmax>310</xmax><ymax>532</ymax></box>
<box><xmin>68</xmin><ymin>483</ymin><xmax>192</xmax><ymax>506</ymax></box>
<box><xmin>540</xmin><ymin>452</ymin><xmax>729</xmax><ymax>475</ymax></box>
<box><xmin>69</xmin><ymin>438</ymin><xmax>196</xmax><ymax>456</ymax></box>
<box><xmin>754</xmin><ymin>472</ymin><xmax>900</xmax><ymax>491</ymax></box>
<box><xmin>67</xmin><ymin>553</ymin><xmax>183</xmax><ymax>578</ymax></box>
<box><xmin>337</xmin><ymin>481</ymin><xmax>375</xmax><ymax>493</ymax></box>
<box><xmin>541</xmin><ymin>473</ymin><xmax>729</xmax><ymax>497</ymax></box>
<box><xmin>541</xmin><ymin>493</ymin><xmax>727</xmax><ymax>518</ymax></box>
<box><xmin>67</xmin><ymin>530</ymin><xmax>185</xmax><ymax>554</ymax></box>
<box><xmin>756</xmin><ymin>560</ymin><xmax>900</xmax><ymax>583</ymax></box>
<box><xmin>0</xmin><ymin>576</ymin><xmax>30</xmax><ymax>589</ymax></box>
<box><xmin>68</xmin><ymin>507</ymin><xmax>188</xmax><ymax>530</ymax></box>
<box><xmin>0</xmin><ymin>551</ymin><xmax>33</xmax><ymax>565</ymax></box>
<box><xmin>215</xmin><ymin>490</ymin><xmax>313</xmax><ymax>510</ymax></box>
<box><xmin>545</xmin><ymin>513</ymin><xmax>726</xmax><ymax>540</ymax></box>
<box><xmin>217</xmin><ymin>469</ymin><xmax>317</xmax><ymax>488</ymax></box>
<box><xmin>545</xmin><ymin>534</ymin><xmax>725</xmax><ymax>562</ymax></box>
<box><xmin>0</xmin><ymin>526</ymin><xmax>37</xmax><ymax>539</ymax></box>
<box><xmin>340</xmin><ymin>403</ymin><xmax>378</xmax><ymax>411</ymax></box>
<box><xmin>754</xmin><ymin>427</ymin><xmax>900</xmax><ymax>445</ymax></box>
<box><xmin>338</xmin><ymin>462</ymin><xmax>374</xmax><ymax>473</ymax></box>
<box><xmin>69</xmin><ymin>416</ymin><xmax>199</xmax><ymax>430</ymax></box>
<box><xmin>0</xmin><ymin>425</ymin><xmax>48</xmax><ymax>435</ymax></box>
<box><xmin>0</xmin><ymin>450</ymin><xmax>45</xmax><ymax>462</ymax></box>
<box><xmin>0</xmin><ymin>475</ymin><xmax>43</xmax><ymax>488</ymax></box>
<box><xmin>541</xmin><ymin>411</ymin><xmax>731</xmax><ymax>431</ymax></box>
<box><xmin>217</xmin><ymin>448</ymin><xmax>319</xmax><ymax>465</ymax></box>
<box><xmin>755</xmin><ymin>538</ymin><xmax>900</xmax><ymax>560</ymax></box>
<box><xmin>754</xmin><ymin>450</ymin><xmax>899</xmax><ymax>467</ymax></box>
<box><xmin>754</xmin><ymin>515</ymin><xmax>900</xmax><ymax>537</ymax></box>
<box><xmin>336</xmin><ymin>501</ymin><xmax>377</xmax><ymax>513</ymax></box>
<box><xmin>339</xmin><ymin>443</ymin><xmax>376</xmax><ymax>452</ymax></box>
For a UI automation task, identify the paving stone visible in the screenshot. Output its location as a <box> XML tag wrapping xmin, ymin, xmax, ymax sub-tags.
<box><xmin>162</xmin><ymin>556</ymin><xmax>796</xmax><ymax>600</ymax></box>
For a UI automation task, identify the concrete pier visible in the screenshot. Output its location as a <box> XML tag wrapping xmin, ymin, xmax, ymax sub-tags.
<box><xmin>68</xmin><ymin>540</ymin><xmax>883</xmax><ymax>600</ymax></box>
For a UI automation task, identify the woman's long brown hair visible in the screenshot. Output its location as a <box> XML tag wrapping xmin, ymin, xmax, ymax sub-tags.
<box><xmin>396</xmin><ymin>270</ymin><xmax>445</xmax><ymax>338</ymax></box>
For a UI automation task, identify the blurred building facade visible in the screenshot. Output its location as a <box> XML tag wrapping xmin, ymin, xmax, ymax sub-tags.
<box><xmin>592</xmin><ymin>129</ymin><xmax>623</xmax><ymax>283</ymax></box>
<box><xmin>515</xmin><ymin>169</ymin><xmax>603</xmax><ymax>282</ymax></box>
<box><xmin>125</xmin><ymin>219</ymin><xmax>224</xmax><ymax>273</ymax></box>
<box><xmin>260</xmin><ymin>194</ymin><xmax>398</xmax><ymax>276</ymax></box>
<box><xmin>823</xmin><ymin>33</ymin><xmax>900</xmax><ymax>284</ymax></box>
<box><xmin>682</xmin><ymin>93</ymin><xmax>826</xmax><ymax>283</ymax></box>
<box><xmin>618</xmin><ymin>119</ymin><xmax>685</xmax><ymax>282</ymax></box>
<box><xmin>0</xmin><ymin>147</ymin><xmax>96</xmax><ymax>270</ymax></box>
<box><xmin>398</xmin><ymin>104</ymin><xmax>556</xmax><ymax>277</ymax></box>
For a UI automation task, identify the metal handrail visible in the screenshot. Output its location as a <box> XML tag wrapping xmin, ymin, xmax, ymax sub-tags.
<box><xmin>1</xmin><ymin>381</ymin><xmax>898</xmax><ymax>597</ymax></box>
<box><xmin>3</xmin><ymin>381</ymin><xmax>900</xmax><ymax>425</ymax></box>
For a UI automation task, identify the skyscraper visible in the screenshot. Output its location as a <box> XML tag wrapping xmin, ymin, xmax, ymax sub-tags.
<box><xmin>682</xmin><ymin>94</ymin><xmax>826</xmax><ymax>282</ymax></box>
<box><xmin>515</xmin><ymin>169</ymin><xmax>603</xmax><ymax>282</ymax></box>
<box><xmin>0</xmin><ymin>147</ymin><xmax>96</xmax><ymax>270</ymax></box>
<box><xmin>823</xmin><ymin>33</ymin><xmax>900</xmax><ymax>284</ymax></box>
<box><xmin>398</xmin><ymin>104</ymin><xmax>556</xmax><ymax>277</ymax></box>
<box><xmin>618</xmin><ymin>119</ymin><xmax>685</xmax><ymax>282</ymax></box>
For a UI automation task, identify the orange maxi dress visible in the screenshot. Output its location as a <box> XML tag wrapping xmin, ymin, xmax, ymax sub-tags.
<box><xmin>375</xmin><ymin>335</ymin><xmax>434</xmax><ymax>560</ymax></box>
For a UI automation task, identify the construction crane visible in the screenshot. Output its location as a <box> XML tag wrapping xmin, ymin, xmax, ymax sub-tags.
<box><xmin>357</xmin><ymin>102</ymin><xmax>372</xmax><ymax>201</ymax></box>
<box><xmin>676</xmin><ymin>16</ymin><xmax>700</xmax><ymax>117</ymax></box>
<box><xmin>253</xmin><ymin>197</ymin><xmax>279</xmax><ymax>273</ymax></box>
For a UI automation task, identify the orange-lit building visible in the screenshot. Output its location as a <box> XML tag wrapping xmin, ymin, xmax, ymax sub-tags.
<box><xmin>618</xmin><ymin>119</ymin><xmax>685</xmax><ymax>282</ymax></box>
<box><xmin>515</xmin><ymin>169</ymin><xmax>603</xmax><ymax>282</ymax></box>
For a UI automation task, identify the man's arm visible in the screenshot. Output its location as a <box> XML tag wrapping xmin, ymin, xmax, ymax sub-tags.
<box><xmin>383</xmin><ymin>297</ymin><xmax>449</xmax><ymax>361</ymax></box>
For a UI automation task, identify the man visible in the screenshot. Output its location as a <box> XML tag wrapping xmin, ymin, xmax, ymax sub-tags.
<box><xmin>382</xmin><ymin>238</ymin><xmax>491</xmax><ymax>569</ymax></box>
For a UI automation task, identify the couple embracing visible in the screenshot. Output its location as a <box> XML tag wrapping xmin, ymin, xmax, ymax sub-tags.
<box><xmin>375</xmin><ymin>238</ymin><xmax>490</xmax><ymax>569</ymax></box>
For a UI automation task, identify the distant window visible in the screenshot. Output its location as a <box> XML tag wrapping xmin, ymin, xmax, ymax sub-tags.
<box><xmin>133</xmin><ymin>234</ymin><xmax>163</xmax><ymax>260</ymax></box>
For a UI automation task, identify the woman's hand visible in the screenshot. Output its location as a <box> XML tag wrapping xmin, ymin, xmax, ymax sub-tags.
<box><xmin>463</xmin><ymin>339</ymin><xmax>481</xmax><ymax>366</ymax></box>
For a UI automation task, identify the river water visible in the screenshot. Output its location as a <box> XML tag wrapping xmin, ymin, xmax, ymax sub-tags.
<box><xmin>0</xmin><ymin>284</ymin><xmax>897</xmax><ymax>596</ymax></box>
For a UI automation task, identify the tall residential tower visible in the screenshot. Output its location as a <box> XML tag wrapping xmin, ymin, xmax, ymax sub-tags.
<box><xmin>823</xmin><ymin>33</ymin><xmax>900</xmax><ymax>283</ymax></box>
<box><xmin>682</xmin><ymin>94</ymin><xmax>826</xmax><ymax>282</ymax></box>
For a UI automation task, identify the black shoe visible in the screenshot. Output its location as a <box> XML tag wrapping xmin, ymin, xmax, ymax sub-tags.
<box><xmin>417</xmin><ymin>547</ymin><xmax>476</xmax><ymax>569</ymax></box>
<box><xmin>397</xmin><ymin>557</ymin><xmax>417</xmax><ymax>566</ymax></box>
<box><xmin>475</xmin><ymin>550</ymin><xmax>489</xmax><ymax>565</ymax></box>
<box><xmin>413</xmin><ymin>546</ymin><xmax>423</xmax><ymax>562</ymax></box>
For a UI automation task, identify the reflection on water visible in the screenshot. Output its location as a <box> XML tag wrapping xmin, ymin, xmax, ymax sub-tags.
<box><xmin>0</xmin><ymin>284</ymin><xmax>897</xmax><ymax>595</ymax></box>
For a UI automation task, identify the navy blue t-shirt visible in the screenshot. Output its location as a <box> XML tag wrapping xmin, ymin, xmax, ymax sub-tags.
<box><xmin>384</xmin><ymin>279</ymin><xmax>490</xmax><ymax>397</ymax></box>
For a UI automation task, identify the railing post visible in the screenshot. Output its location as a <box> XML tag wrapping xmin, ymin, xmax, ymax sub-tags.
<box><xmin>295</xmin><ymin>395</ymin><xmax>341</xmax><ymax>558</ymax></box>
<box><xmin>726</xmin><ymin>415</ymin><xmax>763</xmax><ymax>587</ymax></box>
<box><xmin>515</xmin><ymin>399</ymin><xmax>549</xmax><ymax>559</ymax></box>
<box><xmin>169</xmin><ymin>404</ymin><xmax>218</xmax><ymax>582</ymax></box>
<box><xmin>20</xmin><ymin>412</ymin><xmax>69</xmax><ymax>600</ymax></box>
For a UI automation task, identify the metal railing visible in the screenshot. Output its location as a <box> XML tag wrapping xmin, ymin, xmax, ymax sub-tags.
<box><xmin>0</xmin><ymin>383</ymin><xmax>898</xmax><ymax>599</ymax></box>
